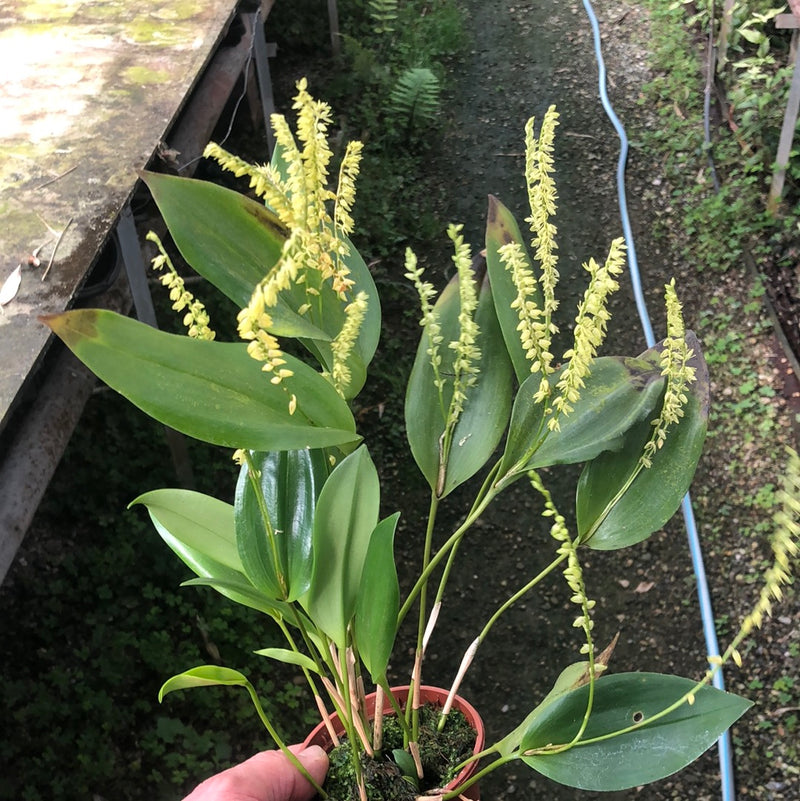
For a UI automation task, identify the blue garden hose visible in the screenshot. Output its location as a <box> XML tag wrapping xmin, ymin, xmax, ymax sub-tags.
<box><xmin>580</xmin><ymin>2</ymin><xmax>736</xmax><ymax>799</ymax></box>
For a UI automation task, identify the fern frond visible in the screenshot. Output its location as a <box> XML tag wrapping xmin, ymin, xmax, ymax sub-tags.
<box><xmin>388</xmin><ymin>68</ymin><xmax>441</xmax><ymax>135</ymax></box>
<box><xmin>369</xmin><ymin>0</ymin><xmax>398</xmax><ymax>34</ymax></box>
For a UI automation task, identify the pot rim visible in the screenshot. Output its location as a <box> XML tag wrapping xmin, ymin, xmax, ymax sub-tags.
<box><xmin>303</xmin><ymin>684</ymin><xmax>485</xmax><ymax>794</ymax></box>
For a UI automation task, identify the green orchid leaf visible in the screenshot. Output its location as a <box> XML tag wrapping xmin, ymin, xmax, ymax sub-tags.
<box><xmin>131</xmin><ymin>489</ymin><xmax>242</xmax><ymax>573</ymax></box>
<box><xmin>159</xmin><ymin>665</ymin><xmax>251</xmax><ymax>702</ymax></box>
<box><xmin>181</xmin><ymin>577</ymin><xmax>293</xmax><ymax>621</ymax></box>
<box><xmin>405</xmin><ymin>262</ymin><xmax>513</xmax><ymax>496</ymax></box>
<box><xmin>143</xmin><ymin>172</ymin><xmax>327</xmax><ymax>341</ymax></box>
<box><xmin>42</xmin><ymin>309</ymin><xmax>358</xmax><ymax>450</ymax></box>
<box><xmin>392</xmin><ymin>750</ymin><xmax>420</xmax><ymax>788</ymax></box>
<box><xmin>577</xmin><ymin>335</ymin><xmax>709</xmax><ymax>549</ymax></box>
<box><xmin>301</xmin><ymin>446</ymin><xmax>380</xmax><ymax>647</ymax></box>
<box><xmin>130</xmin><ymin>489</ymin><xmax>291</xmax><ymax>617</ymax></box>
<box><xmin>498</xmin><ymin>356</ymin><xmax>665</xmax><ymax>479</ymax></box>
<box><xmin>143</xmin><ymin>172</ymin><xmax>332</xmax><ymax>341</ymax></box>
<box><xmin>485</xmin><ymin>194</ymin><xmax>543</xmax><ymax>383</ymax></box>
<box><xmin>235</xmin><ymin>449</ymin><xmax>328</xmax><ymax>601</ymax></box>
<box><xmin>253</xmin><ymin>648</ymin><xmax>320</xmax><ymax>674</ymax></box>
<box><xmin>143</xmin><ymin>171</ymin><xmax>286</xmax><ymax>308</ymax></box>
<box><xmin>520</xmin><ymin>672</ymin><xmax>751</xmax><ymax>791</ymax></box>
<box><xmin>355</xmin><ymin>513</ymin><xmax>401</xmax><ymax>683</ymax></box>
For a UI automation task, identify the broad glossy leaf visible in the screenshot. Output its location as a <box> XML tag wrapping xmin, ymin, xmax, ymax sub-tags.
<box><xmin>143</xmin><ymin>171</ymin><xmax>286</xmax><ymax>307</ymax></box>
<box><xmin>498</xmin><ymin>356</ymin><xmax>664</xmax><ymax>479</ymax></box>
<box><xmin>301</xmin><ymin>446</ymin><xmax>380</xmax><ymax>646</ymax></box>
<box><xmin>405</xmin><ymin>263</ymin><xmax>513</xmax><ymax>496</ymax></box>
<box><xmin>355</xmin><ymin>513</ymin><xmax>401</xmax><ymax>683</ymax></box>
<box><xmin>253</xmin><ymin>648</ymin><xmax>320</xmax><ymax>674</ymax></box>
<box><xmin>577</xmin><ymin>335</ymin><xmax>709</xmax><ymax>549</ymax></box>
<box><xmin>235</xmin><ymin>449</ymin><xmax>328</xmax><ymax>601</ymax></box>
<box><xmin>131</xmin><ymin>490</ymin><xmax>288</xmax><ymax>616</ymax></box>
<box><xmin>132</xmin><ymin>489</ymin><xmax>242</xmax><ymax>573</ymax></box>
<box><xmin>143</xmin><ymin>172</ymin><xmax>326</xmax><ymax>335</ymax></box>
<box><xmin>42</xmin><ymin>309</ymin><xmax>358</xmax><ymax>450</ymax></box>
<box><xmin>159</xmin><ymin>665</ymin><xmax>250</xmax><ymax>702</ymax></box>
<box><xmin>520</xmin><ymin>672</ymin><xmax>751</xmax><ymax>791</ymax></box>
<box><xmin>485</xmin><ymin>194</ymin><xmax>543</xmax><ymax>383</ymax></box>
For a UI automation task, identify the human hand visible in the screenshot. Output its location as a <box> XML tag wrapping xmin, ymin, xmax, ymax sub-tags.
<box><xmin>182</xmin><ymin>744</ymin><xmax>329</xmax><ymax>801</ymax></box>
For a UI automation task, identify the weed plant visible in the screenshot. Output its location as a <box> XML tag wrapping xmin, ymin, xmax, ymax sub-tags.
<box><xmin>639</xmin><ymin>5</ymin><xmax>799</xmax><ymax>791</ymax></box>
<box><xmin>641</xmin><ymin>0</ymin><xmax>797</xmax><ymax>273</ymax></box>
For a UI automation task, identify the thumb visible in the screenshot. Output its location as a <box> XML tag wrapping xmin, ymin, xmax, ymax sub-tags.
<box><xmin>182</xmin><ymin>744</ymin><xmax>328</xmax><ymax>801</ymax></box>
<box><xmin>279</xmin><ymin>744</ymin><xmax>329</xmax><ymax>801</ymax></box>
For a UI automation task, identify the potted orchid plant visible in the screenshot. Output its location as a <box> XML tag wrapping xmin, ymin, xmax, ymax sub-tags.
<box><xmin>43</xmin><ymin>80</ymin><xmax>798</xmax><ymax>800</ymax></box>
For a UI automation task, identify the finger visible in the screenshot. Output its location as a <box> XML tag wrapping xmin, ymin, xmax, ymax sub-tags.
<box><xmin>280</xmin><ymin>745</ymin><xmax>329</xmax><ymax>801</ymax></box>
<box><xmin>182</xmin><ymin>745</ymin><xmax>328</xmax><ymax>801</ymax></box>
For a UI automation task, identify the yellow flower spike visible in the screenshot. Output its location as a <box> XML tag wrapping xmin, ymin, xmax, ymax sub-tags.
<box><xmin>335</xmin><ymin>140</ymin><xmax>364</xmax><ymax>239</ymax></box>
<box><xmin>714</xmin><ymin>448</ymin><xmax>800</xmax><ymax>676</ymax></box>
<box><xmin>209</xmin><ymin>84</ymin><xmax>369</xmax><ymax>397</ymax></box>
<box><xmin>203</xmin><ymin>142</ymin><xmax>290</xmax><ymax>221</ymax></box>
<box><xmin>293</xmin><ymin>79</ymin><xmax>334</xmax><ymax>232</ymax></box>
<box><xmin>446</xmin><ymin>224</ymin><xmax>481</xmax><ymax>427</ymax></box>
<box><xmin>549</xmin><ymin>238</ymin><xmax>626</xmax><ymax>427</ymax></box>
<box><xmin>529</xmin><ymin>469</ymin><xmax>596</xmax><ymax>664</ymax></box>
<box><xmin>147</xmin><ymin>232</ymin><xmax>215</xmax><ymax>341</ymax></box>
<box><xmin>641</xmin><ymin>280</ymin><xmax>696</xmax><ymax>468</ymax></box>
<box><xmin>329</xmin><ymin>291</ymin><xmax>369</xmax><ymax>397</ymax></box>
<box><xmin>498</xmin><ymin>240</ymin><xmax>554</xmax><ymax>384</ymax></box>
<box><xmin>524</xmin><ymin>107</ymin><xmax>560</xmax><ymax>323</ymax></box>
<box><xmin>405</xmin><ymin>249</ymin><xmax>444</xmax><ymax>384</ymax></box>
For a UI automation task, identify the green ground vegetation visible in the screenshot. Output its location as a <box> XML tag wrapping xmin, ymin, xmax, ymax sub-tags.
<box><xmin>640</xmin><ymin>2</ymin><xmax>799</xmax><ymax>789</ymax></box>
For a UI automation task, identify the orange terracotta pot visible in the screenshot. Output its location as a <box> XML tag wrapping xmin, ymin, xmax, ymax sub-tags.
<box><xmin>303</xmin><ymin>685</ymin><xmax>484</xmax><ymax>800</ymax></box>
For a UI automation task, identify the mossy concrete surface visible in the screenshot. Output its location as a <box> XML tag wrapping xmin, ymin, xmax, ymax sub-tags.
<box><xmin>0</xmin><ymin>0</ymin><xmax>244</xmax><ymax>426</ymax></box>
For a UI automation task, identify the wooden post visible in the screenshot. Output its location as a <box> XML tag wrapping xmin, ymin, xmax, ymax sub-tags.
<box><xmin>717</xmin><ymin>0</ymin><xmax>737</xmax><ymax>73</ymax></box>
<box><xmin>328</xmin><ymin>0</ymin><xmax>341</xmax><ymax>59</ymax></box>
<box><xmin>768</xmin><ymin>14</ymin><xmax>800</xmax><ymax>214</ymax></box>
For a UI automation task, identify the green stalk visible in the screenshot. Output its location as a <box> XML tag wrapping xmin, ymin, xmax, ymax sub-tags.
<box><xmin>441</xmin><ymin>753</ymin><xmax>518</xmax><ymax>800</ymax></box>
<box><xmin>398</xmin><ymin>485</ymin><xmax>498</xmax><ymax>626</ymax></box>
<box><xmin>285</xmin><ymin>607</ymin><xmax>328</xmax><ymax>675</ymax></box>
<box><xmin>409</xmin><ymin>491</ymin><xmax>440</xmax><ymax>741</ymax></box>
<box><xmin>477</xmin><ymin>552</ymin><xmax>567</xmax><ymax>642</ymax></box>
<box><xmin>434</xmin><ymin>552</ymin><xmax>568</xmax><ymax>735</ymax></box>
<box><xmin>243</xmin><ymin>679</ymin><xmax>327</xmax><ymax>798</ymax></box>
<box><xmin>431</xmin><ymin>463</ymin><xmax>506</xmax><ymax>608</ymax></box>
